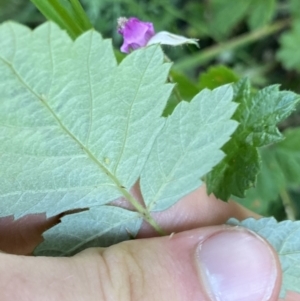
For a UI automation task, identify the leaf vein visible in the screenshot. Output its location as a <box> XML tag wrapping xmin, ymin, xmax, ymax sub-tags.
<box><xmin>113</xmin><ymin>48</ymin><xmax>157</xmax><ymax>175</ymax></box>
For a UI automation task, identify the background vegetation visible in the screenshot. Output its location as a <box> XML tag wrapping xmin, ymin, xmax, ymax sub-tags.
<box><xmin>1</xmin><ymin>0</ymin><xmax>300</xmax><ymax>220</ymax></box>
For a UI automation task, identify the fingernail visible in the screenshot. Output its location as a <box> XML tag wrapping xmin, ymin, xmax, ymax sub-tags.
<box><xmin>196</xmin><ymin>228</ymin><xmax>277</xmax><ymax>301</ymax></box>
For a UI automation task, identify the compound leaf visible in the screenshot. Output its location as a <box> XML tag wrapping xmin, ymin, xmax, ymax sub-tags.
<box><xmin>0</xmin><ymin>21</ymin><xmax>172</xmax><ymax>218</ymax></box>
<box><xmin>0</xmin><ymin>21</ymin><xmax>239</xmax><ymax>254</ymax></box>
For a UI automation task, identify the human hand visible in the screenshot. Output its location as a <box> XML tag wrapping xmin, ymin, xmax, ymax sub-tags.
<box><xmin>0</xmin><ymin>185</ymin><xmax>298</xmax><ymax>301</ymax></box>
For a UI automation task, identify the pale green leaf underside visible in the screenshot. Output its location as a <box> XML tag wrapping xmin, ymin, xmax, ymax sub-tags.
<box><xmin>141</xmin><ymin>85</ymin><xmax>238</xmax><ymax>211</ymax></box>
<box><xmin>35</xmin><ymin>206</ymin><xmax>143</xmax><ymax>256</ymax></box>
<box><xmin>0</xmin><ymin>21</ymin><xmax>239</xmax><ymax>254</ymax></box>
<box><xmin>0</xmin><ymin>21</ymin><xmax>172</xmax><ymax>218</ymax></box>
<box><xmin>34</xmin><ymin>84</ymin><xmax>238</xmax><ymax>254</ymax></box>
<box><xmin>228</xmin><ymin>217</ymin><xmax>300</xmax><ymax>298</ymax></box>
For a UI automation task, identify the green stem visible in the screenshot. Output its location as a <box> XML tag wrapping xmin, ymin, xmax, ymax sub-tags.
<box><xmin>120</xmin><ymin>187</ymin><xmax>166</xmax><ymax>235</ymax></box>
<box><xmin>280</xmin><ymin>188</ymin><xmax>296</xmax><ymax>221</ymax></box>
<box><xmin>175</xmin><ymin>19</ymin><xmax>291</xmax><ymax>71</ymax></box>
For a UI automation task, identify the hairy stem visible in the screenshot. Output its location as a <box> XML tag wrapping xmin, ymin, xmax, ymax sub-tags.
<box><xmin>120</xmin><ymin>188</ymin><xmax>166</xmax><ymax>235</ymax></box>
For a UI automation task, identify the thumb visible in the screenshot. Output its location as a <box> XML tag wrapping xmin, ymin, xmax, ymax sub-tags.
<box><xmin>0</xmin><ymin>226</ymin><xmax>281</xmax><ymax>301</ymax></box>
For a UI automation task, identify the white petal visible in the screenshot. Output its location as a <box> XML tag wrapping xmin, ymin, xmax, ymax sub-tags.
<box><xmin>147</xmin><ymin>31</ymin><xmax>199</xmax><ymax>47</ymax></box>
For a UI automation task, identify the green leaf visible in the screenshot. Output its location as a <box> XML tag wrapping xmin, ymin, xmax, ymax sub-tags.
<box><xmin>206</xmin><ymin>0</ymin><xmax>251</xmax><ymax>40</ymax></box>
<box><xmin>207</xmin><ymin>142</ymin><xmax>260</xmax><ymax>200</ymax></box>
<box><xmin>35</xmin><ymin>206</ymin><xmax>143</xmax><ymax>256</ymax></box>
<box><xmin>206</xmin><ymin>79</ymin><xmax>300</xmax><ymax>200</ymax></box>
<box><xmin>170</xmin><ymin>71</ymin><xmax>199</xmax><ymax>101</ymax></box>
<box><xmin>0</xmin><ymin>21</ymin><xmax>171</xmax><ymax>219</ymax></box>
<box><xmin>247</xmin><ymin>0</ymin><xmax>276</xmax><ymax>30</ymax></box>
<box><xmin>205</xmin><ymin>0</ymin><xmax>276</xmax><ymax>40</ymax></box>
<box><xmin>141</xmin><ymin>86</ymin><xmax>238</xmax><ymax>212</ymax></box>
<box><xmin>234</xmin><ymin>128</ymin><xmax>300</xmax><ymax>215</ymax></box>
<box><xmin>290</xmin><ymin>0</ymin><xmax>300</xmax><ymax>19</ymax></box>
<box><xmin>163</xmin><ymin>70</ymin><xmax>199</xmax><ymax>116</ymax></box>
<box><xmin>0</xmin><ymin>21</ymin><xmax>238</xmax><ymax>255</ymax></box>
<box><xmin>276</xmin><ymin>128</ymin><xmax>300</xmax><ymax>186</ymax></box>
<box><xmin>233</xmin><ymin>147</ymin><xmax>284</xmax><ymax>215</ymax></box>
<box><xmin>277</xmin><ymin>20</ymin><xmax>300</xmax><ymax>72</ymax></box>
<box><xmin>228</xmin><ymin>217</ymin><xmax>300</xmax><ymax>297</ymax></box>
<box><xmin>199</xmin><ymin>65</ymin><xmax>239</xmax><ymax>91</ymax></box>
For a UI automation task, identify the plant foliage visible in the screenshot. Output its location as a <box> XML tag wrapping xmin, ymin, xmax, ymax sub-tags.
<box><xmin>234</xmin><ymin>128</ymin><xmax>300</xmax><ymax>215</ymax></box>
<box><xmin>0</xmin><ymin>21</ymin><xmax>238</xmax><ymax>255</ymax></box>
<box><xmin>203</xmin><ymin>0</ymin><xmax>276</xmax><ymax>40</ymax></box>
<box><xmin>206</xmin><ymin>79</ymin><xmax>299</xmax><ymax>200</ymax></box>
<box><xmin>277</xmin><ymin>20</ymin><xmax>300</xmax><ymax>72</ymax></box>
<box><xmin>1</xmin><ymin>0</ymin><xmax>300</xmax><ymax>296</ymax></box>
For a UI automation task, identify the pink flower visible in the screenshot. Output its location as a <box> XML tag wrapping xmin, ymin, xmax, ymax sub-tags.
<box><xmin>117</xmin><ymin>17</ymin><xmax>199</xmax><ymax>53</ymax></box>
<box><xmin>117</xmin><ymin>17</ymin><xmax>155</xmax><ymax>53</ymax></box>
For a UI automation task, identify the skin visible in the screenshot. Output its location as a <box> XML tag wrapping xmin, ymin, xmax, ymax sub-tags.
<box><xmin>0</xmin><ymin>185</ymin><xmax>299</xmax><ymax>301</ymax></box>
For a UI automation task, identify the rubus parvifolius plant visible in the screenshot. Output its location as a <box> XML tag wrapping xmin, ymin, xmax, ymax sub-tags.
<box><xmin>0</xmin><ymin>7</ymin><xmax>300</xmax><ymax>298</ymax></box>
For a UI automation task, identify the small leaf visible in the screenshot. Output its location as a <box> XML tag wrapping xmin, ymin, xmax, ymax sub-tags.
<box><xmin>204</xmin><ymin>0</ymin><xmax>276</xmax><ymax>40</ymax></box>
<box><xmin>207</xmin><ymin>142</ymin><xmax>260</xmax><ymax>200</ymax></box>
<box><xmin>277</xmin><ymin>21</ymin><xmax>300</xmax><ymax>72</ymax></box>
<box><xmin>276</xmin><ymin>128</ymin><xmax>300</xmax><ymax>186</ymax></box>
<box><xmin>233</xmin><ymin>128</ymin><xmax>300</xmax><ymax>215</ymax></box>
<box><xmin>170</xmin><ymin>71</ymin><xmax>199</xmax><ymax>101</ymax></box>
<box><xmin>247</xmin><ymin>0</ymin><xmax>276</xmax><ymax>30</ymax></box>
<box><xmin>228</xmin><ymin>217</ymin><xmax>300</xmax><ymax>297</ymax></box>
<box><xmin>233</xmin><ymin>147</ymin><xmax>284</xmax><ymax>215</ymax></box>
<box><xmin>199</xmin><ymin>65</ymin><xmax>239</xmax><ymax>91</ymax></box>
<box><xmin>141</xmin><ymin>85</ymin><xmax>238</xmax><ymax>211</ymax></box>
<box><xmin>206</xmin><ymin>79</ymin><xmax>300</xmax><ymax>200</ymax></box>
<box><xmin>206</xmin><ymin>0</ymin><xmax>251</xmax><ymax>40</ymax></box>
<box><xmin>34</xmin><ymin>206</ymin><xmax>143</xmax><ymax>256</ymax></box>
<box><xmin>163</xmin><ymin>70</ymin><xmax>200</xmax><ymax>116</ymax></box>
